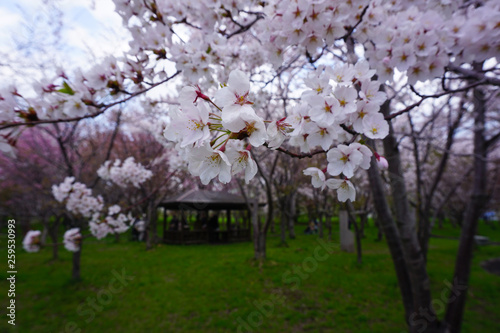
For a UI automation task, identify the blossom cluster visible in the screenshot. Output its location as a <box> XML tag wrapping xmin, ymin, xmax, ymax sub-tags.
<box><xmin>52</xmin><ymin>172</ymin><xmax>148</xmax><ymax>243</ymax></box>
<box><xmin>4</xmin><ymin>0</ymin><xmax>500</xmax><ymax>205</ymax></box>
<box><xmin>97</xmin><ymin>157</ymin><xmax>153</xmax><ymax>188</ymax></box>
<box><xmin>259</xmin><ymin>0</ymin><xmax>367</xmax><ymax>67</ymax></box>
<box><xmin>260</xmin><ymin>1</ymin><xmax>499</xmax><ymax>83</ymax></box>
<box><xmin>359</xmin><ymin>4</ymin><xmax>454</xmax><ymax>84</ymax></box>
<box><xmin>23</xmin><ymin>160</ymin><xmax>151</xmax><ymax>253</ymax></box>
<box><xmin>1</xmin><ymin>0</ymin><xmax>498</xmax><ymax>152</ymax></box>
<box><xmin>164</xmin><ymin>63</ymin><xmax>389</xmax><ymax>201</ymax></box>
<box><xmin>89</xmin><ymin>205</ymin><xmax>133</xmax><ymax>240</ymax></box>
<box><xmin>63</xmin><ymin>228</ymin><xmax>82</xmax><ymax>252</ymax></box>
<box><xmin>52</xmin><ymin>177</ymin><xmax>104</xmax><ymax>220</ymax></box>
<box><xmin>356</xmin><ymin>1</ymin><xmax>499</xmax><ymax>83</ymax></box>
<box><xmin>164</xmin><ymin>75</ymin><xmax>260</xmax><ymax>185</ymax></box>
<box><xmin>22</xmin><ymin>230</ymin><xmax>42</xmax><ymax>253</ymax></box>
<box><xmin>446</xmin><ymin>2</ymin><xmax>500</xmax><ymax>64</ymax></box>
<box><xmin>289</xmin><ymin>61</ymin><xmax>388</xmax><ymax>151</ymax></box>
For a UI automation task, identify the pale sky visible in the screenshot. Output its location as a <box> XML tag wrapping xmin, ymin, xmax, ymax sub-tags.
<box><xmin>0</xmin><ymin>0</ymin><xmax>131</xmax><ymax>88</ymax></box>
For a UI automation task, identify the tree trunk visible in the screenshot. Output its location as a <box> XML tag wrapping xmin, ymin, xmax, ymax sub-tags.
<box><xmin>367</xmin><ymin>140</ymin><xmax>414</xmax><ymax>326</ymax></box>
<box><xmin>347</xmin><ymin>203</ymin><xmax>362</xmax><ymax>264</ymax></box>
<box><xmin>41</xmin><ymin>225</ymin><xmax>48</xmax><ymax>244</ymax></box>
<box><xmin>374</xmin><ymin>213</ymin><xmax>384</xmax><ymax>242</ymax></box>
<box><xmin>382</xmin><ymin>103</ymin><xmax>439</xmax><ymax>331</ymax></box>
<box><xmin>444</xmin><ymin>71</ymin><xmax>488</xmax><ymax>333</ymax></box>
<box><xmin>287</xmin><ymin>192</ymin><xmax>296</xmax><ymax>239</ymax></box>
<box><xmin>251</xmin><ymin>201</ymin><xmax>266</xmax><ymax>260</ymax></box>
<box><xmin>72</xmin><ymin>245</ymin><xmax>81</xmax><ymax>281</ymax></box>
<box><xmin>359</xmin><ymin>212</ymin><xmax>367</xmax><ymax>239</ymax></box>
<box><xmin>49</xmin><ymin>225</ymin><xmax>59</xmax><ymax>260</ymax></box>
<box><xmin>419</xmin><ymin>100</ymin><xmax>466</xmax><ymax>261</ymax></box>
<box><xmin>327</xmin><ymin>213</ymin><xmax>332</xmax><ymax>241</ymax></box>
<box><xmin>318</xmin><ymin>212</ymin><xmax>324</xmax><ymax>239</ymax></box>
<box><xmin>254</xmin><ymin>231</ymin><xmax>267</xmax><ymax>260</ymax></box>
<box><xmin>280</xmin><ymin>208</ymin><xmax>287</xmax><ymax>246</ymax></box>
<box><xmin>146</xmin><ymin>201</ymin><xmax>158</xmax><ymax>250</ymax></box>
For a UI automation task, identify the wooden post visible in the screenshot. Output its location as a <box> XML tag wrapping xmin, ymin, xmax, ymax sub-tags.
<box><xmin>226</xmin><ymin>209</ymin><xmax>231</xmax><ymax>241</ymax></box>
<box><xmin>163</xmin><ymin>208</ymin><xmax>167</xmax><ymax>242</ymax></box>
<box><xmin>339</xmin><ymin>210</ymin><xmax>355</xmax><ymax>253</ymax></box>
<box><xmin>180</xmin><ymin>209</ymin><xmax>185</xmax><ymax>245</ymax></box>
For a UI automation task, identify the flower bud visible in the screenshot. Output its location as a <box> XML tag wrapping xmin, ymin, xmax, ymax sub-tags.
<box><xmin>373</xmin><ymin>152</ymin><xmax>388</xmax><ymax>170</ymax></box>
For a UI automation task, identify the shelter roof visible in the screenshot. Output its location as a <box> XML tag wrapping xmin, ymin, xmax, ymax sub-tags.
<box><xmin>159</xmin><ymin>189</ymin><xmax>249</xmax><ymax>210</ymax></box>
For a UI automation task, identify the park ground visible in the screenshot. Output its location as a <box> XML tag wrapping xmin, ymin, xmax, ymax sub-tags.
<box><xmin>1</xmin><ymin>219</ymin><xmax>499</xmax><ymax>333</ymax></box>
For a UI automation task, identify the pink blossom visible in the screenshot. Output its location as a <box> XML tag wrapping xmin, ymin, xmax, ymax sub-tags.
<box><xmin>303</xmin><ymin>167</ymin><xmax>326</xmax><ymax>190</ymax></box>
<box><xmin>63</xmin><ymin>228</ymin><xmax>81</xmax><ymax>252</ymax></box>
<box><xmin>23</xmin><ymin>230</ymin><xmax>41</xmax><ymax>253</ymax></box>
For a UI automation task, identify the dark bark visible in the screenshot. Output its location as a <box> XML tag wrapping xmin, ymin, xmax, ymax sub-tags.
<box><xmin>318</xmin><ymin>211</ymin><xmax>324</xmax><ymax>239</ymax></box>
<box><xmin>72</xmin><ymin>244</ymin><xmax>81</xmax><ymax>281</ymax></box>
<box><xmin>145</xmin><ymin>201</ymin><xmax>158</xmax><ymax>250</ymax></box>
<box><xmin>287</xmin><ymin>191</ymin><xmax>297</xmax><ymax>239</ymax></box>
<box><xmin>381</xmin><ymin>102</ymin><xmax>439</xmax><ymax>331</ymax></box>
<box><xmin>359</xmin><ymin>212</ymin><xmax>367</xmax><ymax>239</ymax></box>
<box><xmin>254</xmin><ymin>232</ymin><xmax>267</xmax><ymax>260</ymax></box>
<box><xmin>318</xmin><ymin>193</ymin><xmax>328</xmax><ymax>239</ymax></box>
<box><xmin>280</xmin><ymin>211</ymin><xmax>287</xmax><ymax>246</ymax></box>
<box><xmin>444</xmin><ymin>71</ymin><xmax>488</xmax><ymax>333</ymax></box>
<box><xmin>366</xmin><ymin>145</ymin><xmax>414</xmax><ymax>323</ymax></box>
<box><xmin>326</xmin><ymin>212</ymin><xmax>332</xmax><ymax>241</ymax></box>
<box><xmin>419</xmin><ymin>100</ymin><xmax>466</xmax><ymax>260</ymax></box>
<box><xmin>278</xmin><ymin>193</ymin><xmax>288</xmax><ymax>246</ymax></box>
<box><xmin>251</xmin><ymin>200</ymin><xmax>266</xmax><ymax>260</ymax></box>
<box><xmin>347</xmin><ymin>202</ymin><xmax>362</xmax><ymax>264</ymax></box>
<box><xmin>237</xmin><ymin>180</ymin><xmax>269</xmax><ymax>260</ymax></box>
<box><xmin>375</xmin><ymin>215</ymin><xmax>384</xmax><ymax>242</ymax></box>
<box><xmin>278</xmin><ymin>194</ymin><xmax>288</xmax><ymax>246</ymax></box>
<box><xmin>250</xmin><ymin>152</ymin><xmax>279</xmax><ymax>259</ymax></box>
<box><xmin>49</xmin><ymin>224</ymin><xmax>59</xmax><ymax>260</ymax></box>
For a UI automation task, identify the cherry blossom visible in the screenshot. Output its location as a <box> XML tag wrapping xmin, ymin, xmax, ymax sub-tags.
<box><xmin>23</xmin><ymin>230</ymin><xmax>42</xmax><ymax>253</ymax></box>
<box><xmin>2</xmin><ymin>0</ymin><xmax>497</xmax><ymax>209</ymax></box>
<box><xmin>63</xmin><ymin>228</ymin><xmax>82</xmax><ymax>252</ymax></box>
<box><xmin>97</xmin><ymin>157</ymin><xmax>153</xmax><ymax>188</ymax></box>
<box><xmin>327</xmin><ymin>144</ymin><xmax>363</xmax><ymax>179</ymax></box>
<box><xmin>214</xmin><ymin>70</ymin><xmax>257</xmax><ymax>132</ymax></box>
<box><xmin>236</xmin><ymin>111</ymin><xmax>268</xmax><ymax>148</ymax></box>
<box><xmin>226</xmin><ymin>147</ymin><xmax>258</xmax><ymax>184</ymax></box>
<box><xmin>363</xmin><ymin>113</ymin><xmax>390</xmax><ymax>140</ymax></box>
<box><xmin>308</xmin><ymin>96</ymin><xmax>342</xmax><ymax>126</ymax></box>
<box><xmin>351</xmin><ymin>142</ymin><xmax>373</xmax><ymax>170</ymax></box>
<box><xmin>267</xmin><ymin>117</ymin><xmax>293</xmax><ymax>149</ymax></box>
<box><xmin>52</xmin><ymin>178</ymin><xmax>104</xmax><ymax>219</ymax></box>
<box><xmin>134</xmin><ymin>220</ymin><xmax>146</xmax><ymax>233</ymax></box>
<box><xmin>303</xmin><ymin>167</ymin><xmax>326</xmax><ymax>190</ymax></box>
<box><xmin>187</xmin><ymin>145</ymin><xmax>232</xmax><ymax>185</ymax></box>
<box><xmin>326</xmin><ymin>178</ymin><xmax>356</xmax><ymax>202</ymax></box>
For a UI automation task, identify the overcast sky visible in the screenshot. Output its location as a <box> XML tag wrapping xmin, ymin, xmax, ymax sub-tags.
<box><xmin>0</xmin><ymin>0</ymin><xmax>130</xmax><ymax>87</ymax></box>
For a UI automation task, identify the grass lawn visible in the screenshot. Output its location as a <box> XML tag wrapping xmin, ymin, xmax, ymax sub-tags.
<box><xmin>1</xmin><ymin>220</ymin><xmax>499</xmax><ymax>333</ymax></box>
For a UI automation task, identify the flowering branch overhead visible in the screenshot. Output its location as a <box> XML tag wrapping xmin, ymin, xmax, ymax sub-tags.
<box><xmin>2</xmin><ymin>0</ymin><xmax>499</xmax><ymax>205</ymax></box>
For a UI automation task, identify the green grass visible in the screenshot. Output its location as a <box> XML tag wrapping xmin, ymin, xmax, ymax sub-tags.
<box><xmin>1</xmin><ymin>220</ymin><xmax>499</xmax><ymax>333</ymax></box>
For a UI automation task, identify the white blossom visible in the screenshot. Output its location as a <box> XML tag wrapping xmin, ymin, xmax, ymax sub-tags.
<box><xmin>326</xmin><ymin>178</ymin><xmax>356</xmax><ymax>202</ymax></box>
<box><xmin>23</xmin><ymin>230</ymin><xmax>42</xmax><ymax>253</ymax></box>
<box><xmin>303</xmin><ymin>167</ymin><xmax>326</xmax><ymax>190</ymax></box>
<box><xmin>326</xmin><ymin>144</ymin><xmax>363</xmax><ymax>178</ymax></box>
<box><xmin>63</xmin><ymin>228</ymin><xmax>81</xmax><ymax>252</ymax></box>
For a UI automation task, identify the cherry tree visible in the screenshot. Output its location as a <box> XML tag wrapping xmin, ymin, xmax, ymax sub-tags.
<box><xmin>2</xmin><ymin>0</ymin><xmax>500</xmax><ymax>332</ymax></box>
<box><xmin>22</xmin><ymin>156</ymin><xmax>152</xmax><ymax>280</ymax></box>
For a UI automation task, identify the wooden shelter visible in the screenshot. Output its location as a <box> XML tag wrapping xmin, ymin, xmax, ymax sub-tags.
<box><xmin>158</xmin><ymin>189</ymin><xmax>251</xmax><ymax>245</ymax></box>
